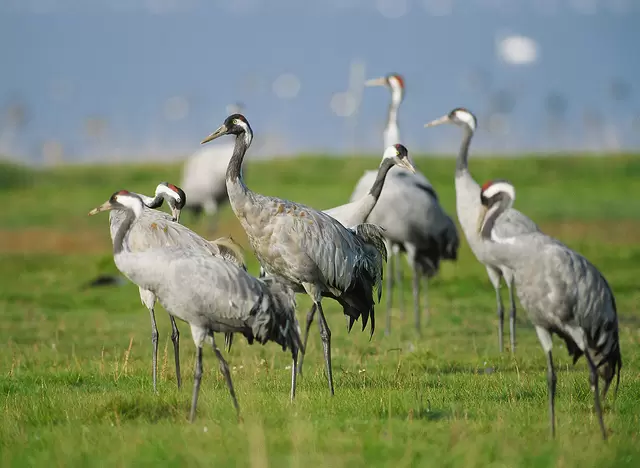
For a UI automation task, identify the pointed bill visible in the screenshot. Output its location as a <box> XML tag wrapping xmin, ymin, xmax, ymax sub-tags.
<box><xmin>201</xmin><ymin>124</ymin><xmax>227</xmax><ymax>144</ymax></box>
<box><xmin>424</xmin><ymin>115</ymin><xmax>451</xmax><ymax>128</ymax></box>
<box><xmin>364</xmin><ymin>77</ymin><xmax>387</xmax><ymax>87</ymax></box>
<box><xmin>88</xmin><ymin>200</ymin><xmax>114</xmax><ymax>216</ymax></box>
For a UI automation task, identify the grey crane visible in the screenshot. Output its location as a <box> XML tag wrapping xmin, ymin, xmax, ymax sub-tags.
<box><xmin>354</xmin><ymin>73</ymin><xmax>460</xmax><ymax>335</ymax></box>
<box><xmin>200</xmin><ymin>113</ymin><xmax>387</xmax><ymax>395</ymax></box>
<box><xmin>89</xmin><ymin>190</ymin><xmax>303</xmax><ymax>421</ymax></box>
<box><xmin>107</xmin><ymin>182</ymin><xmax>247</xmax><ymax>393</ymax></box>
<box><xmin>258</xmin><ymin>144</ymin><xmax>414</xmax><ymax>372</ymax></box>
<box><xmin>424</xmin><ymin>107</ymin><xmax>539</xmax><ymax>353</ymax></box>
<box><xmin>180</xmin><ymin>103</ymin><xmax>244</xmax><ymax>228</ymax></box>
<box><xmin>478</xmin><ymin>179</ymin><xmax>622</xmax><ymax>439</ymax></box>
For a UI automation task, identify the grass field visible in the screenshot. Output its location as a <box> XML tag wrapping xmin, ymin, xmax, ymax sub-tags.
<box><xmin>1</xmin><ymin>154</ymin><xmax>639</xmax><ymax>467</ymax></box>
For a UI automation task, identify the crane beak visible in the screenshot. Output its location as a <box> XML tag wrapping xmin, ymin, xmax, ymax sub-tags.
<box><xmin>424</xmin><ymin>115</ymin><xmax>451</xmax><ymax>128</ymax></box>
<box><xmin>398</xmin><ymin>158</ymin><xmax>417</xmax><ymax>174</ymax></box>
<box><xmin>201</xmin><ymin>124</ymin><xmax>228</xmax><ymax>144</ymax></box>
<box><xmin>171</xmin><ymin>206</ymin><xmax>181</xmax><ymax>223</ymax></box>
<box><xmin>88</xmin><ymin>200</ymin><xmax>114</xmax><ymax>216</ymax></box>
<box><xmin>364</xmin><ymin>77</ymin><xmax>387</xmax><ymax>87</ymax></box>
<box><xmin>476</xmin><ymin>205</ymin><xmax>488</xmax><ymax>234</ymax></box>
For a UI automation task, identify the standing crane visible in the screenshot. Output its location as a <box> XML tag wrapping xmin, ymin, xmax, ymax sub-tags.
<box><xmin>180</xmin><ymin>103</ymin><xmax>244</xmax><ymax>229</ymax></box>
<box><xmin>89</xmin><ymin>190</ymin><xmax>302</xmax><ymax>421</ymax></box>
<box><xmin>424</xmin><ymin>107</ymin><xmax>539</xmax><ymax>353</ymax></box>
<box><xmin>106</xmin><ymin>182</ymin><xmax>247</xmax><ymax>393</ymax></box>
<box><xmin>200</xmin><ymin>114</ymin><xmax>387</xmax><ymax>395</ymax></box>
<box><xmin>353</xmin><ymin>73</ymin><xmax>459</xmax><ymax>335</ymax></box>
<box><xmin>478</xmin><ymin>179</ymin><xmax>622</xmax><ymax>439</ymax></box>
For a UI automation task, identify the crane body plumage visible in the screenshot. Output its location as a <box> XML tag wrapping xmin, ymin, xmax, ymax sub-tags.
<box><xmin>478</xmin><ymin>180</ymin><xmax>621</xmax><ymax>439</ymax></box>
<box><xmin>201</xmin><ymin>114</ymin><xmax>387</xmax><ymax>395</ymax></box>
<box><xmin>90</xmin><ymin>191</ymin><xmax>302</xmax><ymax>421</ymax></box>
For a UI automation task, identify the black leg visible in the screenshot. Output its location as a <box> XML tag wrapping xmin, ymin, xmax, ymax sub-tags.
<box><xmin>297</xmin><ymin>304</ymin><xmax>316</xmax><ymax>376</ymax></box>
<box><xmin>290</xmin><ymin>349</ymin><xmax>298</xmax><ymax>402</ymax></box>
<box><xmin>584</xmin><ymin>349</ymin><xmax>608</xmax><ymax>440</ymax></box>
<box><xmin>189</xmin><ymin>346</ymin><xmax>203</xmax><ymax>423</ymax></box>
<box><xmin>395</xmin><ymin>252</ymin><xmax>404</xmax><ymax>319</ymax></box>
<box><xmin>545</xmin><ymin>350</ymin><xmax>557</xmax><ymax>438</ymax></box>
<box><xmin>316</xmin><ymin>302</ymin><xmax>334</xmax><ymax>395</ymax></box>
<box><xmin>412</xmin><ymin>266</ymin><xmax>421</xmax><ymax>336</ymax></box>
<box><xmin>508</xmin><ymin>283</ymin><xmax>517</xmax><ymax>353</ymax></box>
<box><xmin>496</xmin><ymin>288</ymin><xmax>505</xmax><ymax>354</ymax></box>
<box><xmin>212</xmin><ymin>338</ymin><xmax>241</xmax><ymax>420</ymax></box>
<box><xmin>148</xmin><ymin>307</ymin><xmax>159</xmax><ymax>394</ymax></box>
<box><xmin>421</xmin><ymin>276</ymin><xmax>429</xmax><ymax>324</ymax></box>
<box><xmin>385</xmin><ymin>251</ymin><xmax>394</xmax><ymax>336</ymax></box>
<box><xmin>169</xmin><ymin>315</ymin><xmax>181</xmax><ymax>389</ymax></box>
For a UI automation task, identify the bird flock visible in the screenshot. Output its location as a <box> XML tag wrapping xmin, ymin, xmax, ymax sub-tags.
<box><xmin>88</xmin><ymin>73</ymin><xmax>621</xmax><ymax>440</ymax></box>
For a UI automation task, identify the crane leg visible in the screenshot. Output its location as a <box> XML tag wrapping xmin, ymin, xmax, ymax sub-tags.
<box><xmin>507</xmin><ymin>281</ymin><xmax>517</xmax><ymax>354</ymax></box>
<box><xmin>422</xmin><ymin>275</ymin><xmax>429</xmax><ymax>324</ymax></box>
<box><xmin>487</xmin><ymin>267</ymin><xmax>504</xmax><ymax>353</ymax></box>
<box><xmin>189</xmin><ymin>346</ymin><xmax>203</xmax><ymax>423</ymax></box>
<box><xmin>394</xmin><ymin>249</ymin><xmax>404</xmax><ymax>318</ymax></box>
<box><xmin>385</xmin><ymin>249</ymin><xmax>394</xmax><ymax>336</ymax></box>
<box><xmin>212</xmin><ymin>337</ymin><xmax>241</xmax><ymax>421</ymax></box>
<box><xmin>297</xmin><ymin>304</ymin><xmax>317</xmax><ymax>377</ymax></box>
<box><xmin>545</xmin><ymin>350</ymin><xmax>557</xmax><ymax>438</ymax></box>
<box><xmin>316</xmin><ymin>302</ymin><xmax>334</xmax><ymax>395</ymax></box>
<box><xmin>224</xmin><ymin>333</ymin><xmax>234</xmax><ymax>353</ymax></box>
<box><xmin>169</xmin><ymin>316</ymin><xmax>182</xmax><ymax>389</ymax></box>
<box><xmin>412</xmin><ymin>266</ymin><xmax>421</xmax><ymax>336</ymax></box>
<box><xmin>148</xmin><ymin>307</ymin><xmax>159</xmax><ymax>394</ymax></box>
<box><xmin>535</xmin><ymin>326</ymin><xmax>556</xmax><ymax>437</ymax></box>
<box><xmin>290</xmin><ymin>349</ymin><xmax>298</xmax><ymax>402</ymax></box>
<box><xmin>584</xmin><ymin>349</ymin><xmax>608</xmax><ymax>440</ymax></box>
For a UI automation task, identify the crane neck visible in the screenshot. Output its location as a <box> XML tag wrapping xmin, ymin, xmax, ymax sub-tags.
<box><xmin>384</xmin><ymin>89</ymin><xmax>403</xmax><ymax>145</ymax></box>
<box><xmin>113</xmin><ymin>201</ymin><xmax>143</xmax><ymax>255</ymax></box>
<box><xmin>480</xmin><ymin>197</ymin><xmax>512</xmax><ymax>240</ymax></box>
<box><xmin>226</xmin><ymin>131</ymin><xmax>253</xmax><ymax>193</ymax></box>
<box><xmin>368</xmin><ymin>157</ymin><xmax>397</xmax><ymax>201</ymax></box>
<box><xmin>456</xmin><ymin>126</ymin><xmax>475</xmax><ymax>174</ymax></box>
<box><xmin>137</xmin><ymin>193</ymin><xmax>163</xmax><ymax>209</ymax></box>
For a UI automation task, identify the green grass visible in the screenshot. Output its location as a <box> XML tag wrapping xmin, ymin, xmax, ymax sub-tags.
<box><xmin>1</xmin><ymin>154</ymin><xmax>640</xmax><ymax>467</ymax></box>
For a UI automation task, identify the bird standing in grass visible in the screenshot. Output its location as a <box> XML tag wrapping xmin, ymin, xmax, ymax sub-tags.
<box><xmin>89</xmin><ymin>190</ymin><xmax>302</xmax><ymax>421</ymax></box>
<box><xmin>201</xmin><ymin>114</ymin><xmax>387</xmax><ymax>395</ymax></box>
<box><xmin>104</xmin><ymin>182</ymin><xmax>247</xmax><ymax>393</ymax></box>
<box><xmin>353</xmin><ymin>73</ymin><xmax>459</xmax><ymax>335</ymax></box>
<box><xmin>478</xmin><ymin>179</ymin><xmax>622</xmax><ymax>439</ymax></box>
<box><xmin>424</xmin><ymin>107</ymin><xmax>539</xmax><ymax>353</ymax></box>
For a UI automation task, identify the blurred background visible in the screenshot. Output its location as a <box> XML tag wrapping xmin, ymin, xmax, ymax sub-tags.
<box><xmin>1</xmin><ymin>0</ymin><xmax>639</xmax><ymax>165</ymax></box>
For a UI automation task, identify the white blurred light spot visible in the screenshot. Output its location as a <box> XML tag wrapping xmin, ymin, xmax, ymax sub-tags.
<box><xmin>423</xmin><ymin>0</ymin><xmax>453</xmax><ymax>16</ymax></box>
<box><xmin>272</xmin><ymin>73</ymin><xmax>301</xmax><ymax>100</ymax></box>
<box><xmin>377</xmin><ymin>0</ymin><xmax>407</xmax><ymax>19</ymax></box>
<box><xmin>569</xmin><ymin>0</ymin><xmax>597</xmax><ymax>14</ymax></box>
<box><xmin>497</xmin><ymin>35</ymin><xmax>539</xmax><ymax>65</ymax></box>
<box><xmin>330</xmin><ymin>92</ymin><xmax>357</xmax><ymax>117</ymax></box>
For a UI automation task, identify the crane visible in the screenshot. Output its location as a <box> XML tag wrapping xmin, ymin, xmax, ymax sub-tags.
<box><xmin>478</xmin><ymin>179</ymin><xmax>622</xmax><ymax>439</ymax></box>
<box><xmin>200</xmin><ymin>113</ymin><xmax>387</xmax><ymax>395</ymax></box>
<box><xmin>180</xmin><ymin>103</ymin><xmax>244</xmax><ymax>229</ymax></box>
<box><xmin>354</xmin><ymin>73</ymin><xmax>459</xmax><ymax>335</ymax></box>
<box><xmin>424</xmin><ymin>107</ymin><xmax>539</xmax><ymax>353</ymax></box>
<box><xmin>106</xmin><ymin>182</ymin><xmax>247</xmax><ymax>393</ymax></box>
<box><xmin>89</xmin><ymin>190</ymin><xmax>303</xmax><ymax>421</ymax></box>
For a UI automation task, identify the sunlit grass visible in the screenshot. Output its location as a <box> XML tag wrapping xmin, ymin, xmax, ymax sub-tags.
<box><xmin>1</xmin><ymin>154</ymin><xmax>639</xmax><ymax>467</ymax></box>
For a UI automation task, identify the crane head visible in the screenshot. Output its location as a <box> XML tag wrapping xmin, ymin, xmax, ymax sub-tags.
<box><xmin>201</xmin><ymin>113</ymin><xmax>253</xmax><ymax>145</ymax></box>
<box><xmin>480</xmin><ymin>179</ymin><xmax>516</xmax><ymax>207</ymax></box>
<box><xmin>365</xmin><ymin>73</ymin><xmax>405</xmax><ymax>90</ymax></box>
<box><xmin>424</xmin><ymin>107</ymin><xmax>477</xmax><ymax>132</ymax></box>
<box><xmin>382</xmin><ymin>144</ymin><xmax>416</xmax><ymax>174</ymax></box>
<box><xmin>88</xmin><ymin>190</ymin><xmax>141</xmax><ymax>216</ymax></box>
<box><xmin>156</xmin><ymin>182</ymin><xmax>186</xmax><ymax>222</ymax></box>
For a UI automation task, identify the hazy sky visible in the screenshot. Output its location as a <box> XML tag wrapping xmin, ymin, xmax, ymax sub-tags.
<box><xmin>1</xmin><ymin>0</ymin><xmax>638</xmax><ymax>163</ymax></box>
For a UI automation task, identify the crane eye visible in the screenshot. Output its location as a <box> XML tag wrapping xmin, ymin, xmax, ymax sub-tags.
<box><xmin>233</xmin><ymin>119</ymin><xmax>239</xmax><ymax>125</ymax></box>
